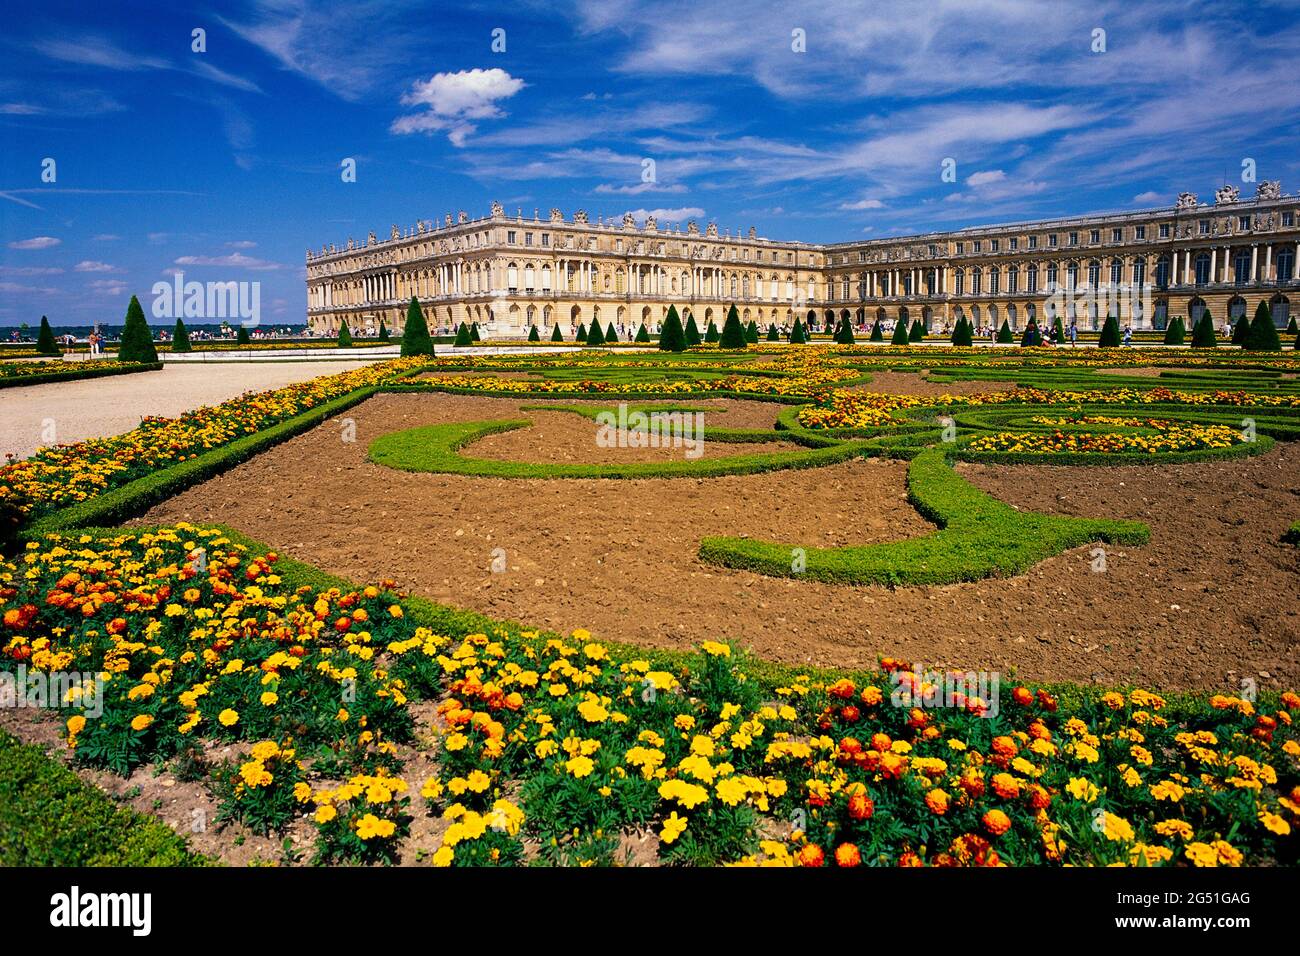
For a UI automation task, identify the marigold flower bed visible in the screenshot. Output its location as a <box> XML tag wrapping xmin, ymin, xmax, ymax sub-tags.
<box><xmin>2</xmin><ymin>525</ymin><xmax>1295</xmax><ymax>867</ymax></box>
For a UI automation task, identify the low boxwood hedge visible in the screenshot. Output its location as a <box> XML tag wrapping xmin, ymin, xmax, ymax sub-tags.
<box><xmin>0</xmin><ymin>730</ymin><xmax>210</xmax><ymax>866</ymax></box>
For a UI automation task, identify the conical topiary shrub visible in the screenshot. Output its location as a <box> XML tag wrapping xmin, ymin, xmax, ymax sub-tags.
<box><xmin>952</xmin><ymin>316</ymin><xmax>973</xmax><ymax>346</ymax></box>
<box><xmin>551</xmin><ymin>324</ymin><xmax>564</xmax><ymax>342</ymax></box>
<box><xmin>401</xmin><ymin>297</ymin><xmax>434</xmax><ymax>356</ymax></box>
<box><xmin>528</xmin><ymin>325</ymin><xmax>540</xmax><ymax>342</ymax></box>
<box><xmin>576</xmin><ymin>322</ymin><xmax>587</xmax><ymax>342</ymax></box>
<box><xmin>338</xmin><ymin>320</ymin><xmax>353</xmax><ymax>347</ymax></box>
<box><xmin>1231</xmin><ymin>313</ymin><xmax>1251</xmax><ymax>346</ymax></box>
<box><xmin>453</xmin><ymin>322</ymin><xmax>473</xmax><ymax>347</ymax></box>
<box><xmin>684</xmin><ymin>314</ymin><xmax>701</xmax><ymax>347</ymax></box>
<box><xmin>890</xmin><ymin>318</ymin><xmax>910</xmax><ymax>345</ymax></box>
<box><xmin>745</xmin><ymin>320</ymin><xmax>760</xmax><ymax>344</ymax></box>
<box><xmin>378</xmin><ymin>319</ymin><xmax>389</xmax><ymax>342</ymax></box>
<box><xmin>835</xmin><ymin>317</ymin><xmax>856</xmax><ymax>345</ymax></box>
<box><xmin>1098</xmin><ymin>313</ymin><xmax>1120</xmax><ymax>347</ymax></box>
<box><xmin>1191</xmin><ymin>310</ymin><xmax>1217</xmax><ymax>348</ymax></box>
<box><xmin>997</xmin><ymin>320</ymin><xmax>1014</xmax><ymax>344</ymax></box>
<box><xmin>172</xmin><ymin>317</ymin><xmax>192</xmax><ymax>352</ymax></box>
<box><xmin>605</xmin><ymin>322</ymin><xmax>618</xmax><ymax>343</ymax></box>
<box><xmin>658</xmin><ymin>305</ymin><xmax>687</xmax><ymax>352</ymax></box>
<box><xmin>587</xmin><ymin>318</ymin><xmax>606</xmax><ymax>346</ymax></box>
<box><xmin>635</xmin><ymin>323</ymin><xmax>650</xmax><ymax>343</ymax></box>
<box><xmin>718</xmin><ymin>304</ymin><xmax>747</xmax><ymax>349</ymax></box>
<box><xmin>869</xmin><ymin>319</ymin><xmax>883</xmax><ymax>342</ymax></box>
<box><xmin>1246</xmin><ymin>300</ymin><xmax>1281</xmax><ymax>351</ymax></box>
<box><xmin>1287</xmin><ymin>316</ymin><xmax>1298</xmax><ymax>334</ymax></box>
<box><xmin>118</xmin><ymin>295</ymin><xmax>158</xmax><ymax>363</ymax></box>
<box><xmin>908</xmin><ymin>320</ymin><xmax>924</xmax><ymax>342</ymax></box>
<box><xmin>767</xmin><ymin>323</ymin><xmax>780</xmax><ymax>342</ymax></box>
<box><xmin>790</xmin><ymin>318</ymin><xmax>807</xmax><ymax>344</ymax></box>
<box><xmin>1020</xmin><ymin>321</ymin><xmax>1042</xmax><ymax>347</ymax></box>
<box><xmin>1051</xmin><ymin>316</ymin><xmax>1065</xmax><ymax>344</ymax></box>
<box><xmin>1163</xmin><ymin>315</ymin><xmax>1185</xmax><ymax>345</ymax></box>
<box><xmin>36</xmin><ymin>316</ymin><xmax>59</xmax><ymax>356</ymax></box>
<box><xmin>470</xmin><ymin>322</ymin><xmax>481</xmax><ymax>342</ymax></box>
<box><xmin>704</xmin><ymin>320</ymin><xmax>720</xmax><ymax>344</ymax></box>
<box><xmin>236</xmin><ymin>325</ymin><xmax>251</xmax><ymax>345</ymax></box>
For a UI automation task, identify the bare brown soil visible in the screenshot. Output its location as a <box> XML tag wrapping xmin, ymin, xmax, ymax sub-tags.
<box><xmin>857</xmin><ymin>370</ymin><xmax>1017</xmax><ymax>396</ymax></box>
<box><xmin>137</xmin><ymin>391</ymin><xmax>1300</xmax><ymax>693</ymax></box>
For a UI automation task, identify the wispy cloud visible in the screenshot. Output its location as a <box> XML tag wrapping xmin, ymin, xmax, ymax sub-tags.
<box><xmin>8</xmin><ymin>236</ymin><xmax>60</xmax><ymax>250</ymax></box>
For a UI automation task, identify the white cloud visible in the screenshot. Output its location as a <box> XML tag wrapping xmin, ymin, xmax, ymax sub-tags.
<box><xmin>92</xmin><ymin>234</ymin><xmax>121</xmax><ymax>241</ymax></box>
<box><xmin>391</xmin><ymin>69</ymin><xmax>525</xmax><ymax>146</ymax></box>
<box><xmin>624</xmin><ymin>206</ymin><xmax>705</xmax><ymax>223</ymax></box>
<box><xmin>0</xmin><ymin>265</ymin><xmax>63</xmax><ymax>276</ymax></box>
<box><xmin>1132</xmin><ymin>190</ymin><xmax>1164</xmax><ymax>204</ymax></box>
<box><xmin>8</xmin><ymin>236</ymin><xmax>60</xmax><ymax>250</ymax></box>
<box><xmin>839</xmin><ymin>198</ymin><xmax>885</xmax><ymax>210</ymax></box>
<box><xmin>226</xmin><ymin>240</ymin><xmax>258</xmax><ymax>249</ymax></box>
<box><xmin>88</xmin><ymin>279</ymin><xmax>128</xmax><ymax>296</ymax></box>
<box><xmin>595</xmin><ymin>182</ymin><xmax>687</xmax><ymax>195</ymax></box>
<box><xmin>966</xmin><ymin>169</ymin><xmax>1007</xmax><ymax>187</ymax></box>
<box><xmin>173</xmin><ymin>252</ymin><xmax>283</xmax><ymax>271</ymax></box>
<box><xmin>74</xmin><ymin>260</ymin><xmax>117</xmax><ymax>272</ymax></box>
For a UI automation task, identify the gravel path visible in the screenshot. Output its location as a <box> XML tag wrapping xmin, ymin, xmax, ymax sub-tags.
<box><xmin>1</xmin><ymin>361</ymin><xmax>373</xmax><ymax>460</ymax></box>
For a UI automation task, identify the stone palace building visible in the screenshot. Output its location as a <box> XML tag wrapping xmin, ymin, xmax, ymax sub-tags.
<box><xmin>306</xmin><ymin>183</ymin><xmax>1298</xmax><ymax>338</ymax></box>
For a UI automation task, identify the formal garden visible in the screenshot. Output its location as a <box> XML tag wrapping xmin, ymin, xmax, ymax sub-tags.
<box><xmin>1</xmin><ymin>308</ymin><xmax>1298</xmax><ymax>868</ymax></box>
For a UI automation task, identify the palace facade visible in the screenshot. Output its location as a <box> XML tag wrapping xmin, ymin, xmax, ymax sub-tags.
<box><xmin>306</xmin><ymin>184</ymin><xmax>1299</xmax><ymax>338</ymax></box>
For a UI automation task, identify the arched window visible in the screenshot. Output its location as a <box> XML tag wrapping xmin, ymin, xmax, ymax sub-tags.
<box><xmin>1087</xmin><ymin>259</ymin><xmax>1101</xmax><ymax>287</ymax></box>
<box><xmin>987</xmin><ymin>267</ymin><xmax>999</xmax><ymax>294</ymax></box>
<box><xmin>970</xmin><ymin>269</ymin><xmax>981</xmax><ymax>294</ymax></box>
<box><xmin>954</xmin><ymin>268</ymin><xmax>965</xmax><ymax>295</ymax></box>
<box><xmin>1066</xmin><ymin>261</ymin><xmax>1079</xmax><ymax>289</ymax></box>
<box><xmin>541</xmin><ymin>265</ymin><xmax>552</xmax><ymax>290</ymax></box>
<box><xmin>1026</xmin><ymin>263</ymin><xmax>1038</xmax><ymax>293</ymax></box>
<box><xmin>1110</xmin><ymin>258</ymin><xmax>1123</xmax><ymax>285</ymax></box>
<box><xmin>1007</xmin><ymin>264</ymin><xmax>1018</xmax><ymax>293</ymax></box>
<box><xmin>507</xmin><ymin>262</ymin><xmax>519</xmax><ymax>290</ymax></box>
<box><xmin>1132</xmin><ymin>257</ymin><xmax>1146</xmax><ymax>288</ymax></box>
<box><xmin>1046</xmin><ymin>262</ymin><xmax>1059</xmax><ymax>288</ymax></box>
<box><xmin>524</xmin><ymin>264</ymin><xmax>535</xmax><ymax>290</ymax></box>
<box><xmin>1270</xmin><ymin>294</ymin><xmax>1290</xmax><ymax>328</ymax></box>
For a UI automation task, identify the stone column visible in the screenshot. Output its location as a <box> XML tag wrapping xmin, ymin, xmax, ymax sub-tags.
<box><xmin>1250</xmin><ymin>244</ymin><xmax>1259</xmax><ymax>282</ymax></box>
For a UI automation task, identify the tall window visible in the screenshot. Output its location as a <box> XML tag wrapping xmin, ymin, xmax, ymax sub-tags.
<box><xmin>1026</xmin><ymin>263</ymin><xmax>1038</xmax><ymax>293</ymax></box>
<box><xmin>987</xmin><ymin>267</ymin><xmax>998</xmax><ymax>294</ymax></box>
<box><xmin>1194</xmin><ymin>252</ymin><xmax>1211</xmax><ymax>286</ymax></box>
<box><xmin>1110</xmin><ymin>258</ymin><xmax>1123</xmax><ymax>285</ymax></box>
<box><xmin>1007</xmin><ymin>264</ymin><xmax>1018</xmax><ymax>293</ymax></box>
<box><xmin>1277</xmin><ymin>247</ymin><xmax>1295</xmax><ymax>283</ymax></box>
<box><xmin>1155</xmin><ymin>255</ymin><xmax>1171</xmax><ymax>288</ymax></box>
<box><xmin>1132</xmin><ymin>258</ymin><xmax>1146</xmax><ymax>288</ymax></box>
<box><xmin>954</xmin><ymin>269</ymin><xmax>964</xmax><ymax>295</ymax></box>
<box><xmin>1234</xmin><ymin>248</ymin><xmax>1251</xmax><ymax>285</ymax></box>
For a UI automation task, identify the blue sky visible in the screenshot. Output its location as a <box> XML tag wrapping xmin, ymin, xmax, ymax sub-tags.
<box><xmin>2</xmin><ymin>0</ymin><xmax>1298</xmax><ymax>327</ymax></box>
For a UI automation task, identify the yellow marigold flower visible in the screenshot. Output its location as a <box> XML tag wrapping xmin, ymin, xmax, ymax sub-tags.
<box><xmin>315</xmin><ymin>805</ymin><xmax>338</xmax><ymax>824</ymax></box>
<box><xmin>1154</xmin><ymin>819</ymin><xmax>1194</xmax><ymax>840</ymax></box>
<box><xmin>674</xmin><ymin>714</ymin><xmax>696</xmax><ymax>731</ymax></box>
<box><xmin>66</xmin><ymin>715</ymin><xmax>86</xmax><ymax>736</ymax></box>
<box><xmin>700</xmin><ymin>641</ymin><xmax>731</xmax><ymax>658</ymax></box>
<box><xmin>1185</xmin><ymin>842</ymin><xmax>1218</xmax><ymax>867</ymax></box>
<box><xmin>260</xmin><ymin>691</ymin><xmax>278</xmax><ymax>706</ymax></box>
<box><xmin>565</xmin><ymin>755</ymin><xmax>595</xmax><ymax>778</ymax></box>
<box><xmin>1150</xmin><ymin>780</ymin><xmax>1186</xmax><ymax>802</ymax></box>
<box><xmin>218</xmin><ymin>708</ymin><xmax>239</xmax><ymax>727</ymax></box>
<box><xmin>1259</xmin><ymin>810</ymin><xmax>1291</xmax><ymax>836</ymax></box>
<box><xmin>432</xmin><ymin>845</ymin><xmax>453</xmax><ymax>867</ymax></box>
<box><xmin>293</xmin><ymin>782</ymin><xmax>313</xmax><ymax>803</ymax></box>
<box><xmin>1100</xmin><ymin>812</ymin><xmax>1135</xmax><ymax>843</ymax></box>
<box><xmin>659</xmin><ymin>811</ymin><xmax>688</xmax><ymax>845</ymax></box>
<box><xmin>716</xmin><ymin>777</ymin><xmax>749</xmax><ymax>807</ymax></box>
<box><xmin>577</xmin><ymin>697</ymin><xmax>609</xmax><ymax>723</ymax></box>
<box><xmin>1066</xmin><ymin>777</ymin><xmax>1098</xmax><ymax>802</ymax></box>
<box><xmin>131</xmin><ymin>714</ymin><xmax>154</xmax><ymax>732</ymax></box>
<box><xmin>658</xmin><ymin>778</ymin><xmax>710</xmax><ymax>809</ymax></box>
<box><xmin>355</xmin><ymin>813</ymin><xmax>396</xmax><ymax>840</ymax></box>
<box><xmin>465</xmin><ymin>770</ymin><xmax>491</xmax><ymax>793</ymax></box>
<box><xmin>689</xmin><ymin>735</ymin><xmax>715</xmax><ymax>757</ymax></box>
<box><xmin>535</xmin><ymin>739</ymin><xmax>558</xmax><ymax>759</ymax></box>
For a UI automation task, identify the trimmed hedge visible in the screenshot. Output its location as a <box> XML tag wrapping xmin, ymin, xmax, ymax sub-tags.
<box><xmin>0</xmin><ymin>730</ymin><xmax>210</xmax><ymax>866</ymax></box>
<box><xmin>23</xmin><ymin>386</ymin><xmax>382</xmax><ymax>539</ymax></box>
<box><xmin>368</xmin><ymin>418</ymin><xmax>869</xmax><ymax>480</ymax></box>
<box><xmin>698</xmin><ymin>447</ymin><xmax>1149</xmax><ymax>586</ymax></box>
<box><xmin>0</xmin><ymin>361</ymin><xmax>162</xmax><ymax>390</ymax></box>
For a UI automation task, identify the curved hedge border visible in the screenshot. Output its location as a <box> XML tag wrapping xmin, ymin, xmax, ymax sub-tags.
<box><xmin>697</xmin><ymin>447</ymin><xmax>1149</xmax><ymax>586</ymax></box>
<box><xmin>367</xmin><ymin>418</ymin><xmax>869</xmax><ymax>480</ymax></box>
<box><xmin>20</xmin><ymin>386</ymin><xmax>381</xmax><ymax>540</ymax></box>
<box><xmin>0</xmin><ymin>730</ymin><xmax>210</xmax><ymax>866</ymax></box>
<box><xmin>0</xmin><ymin>361</ymin><xmax>162</xmax><ymax>389</ymax></box>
